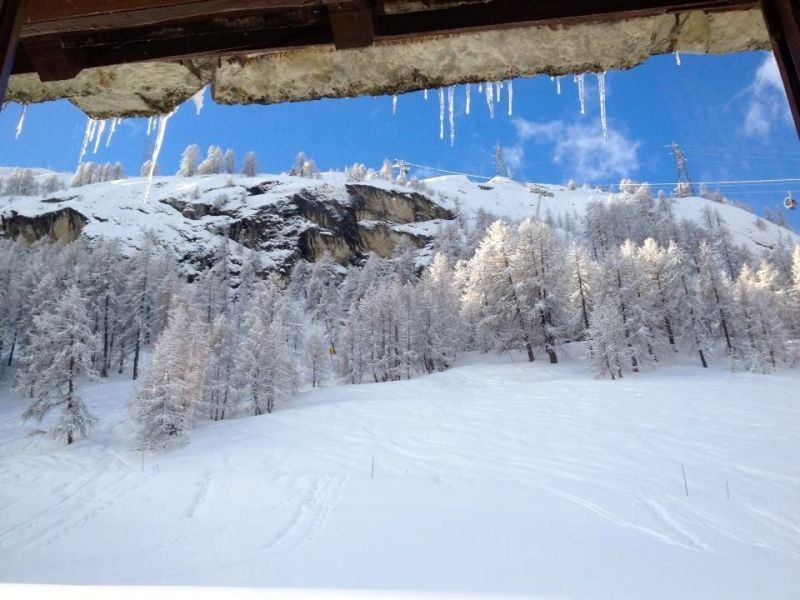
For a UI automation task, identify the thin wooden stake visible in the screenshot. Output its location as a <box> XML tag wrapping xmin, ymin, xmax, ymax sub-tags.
<box><xmin>682</xmin><ymin>463</ymin><xmax>689</xmax><ymax>497</ymax></box>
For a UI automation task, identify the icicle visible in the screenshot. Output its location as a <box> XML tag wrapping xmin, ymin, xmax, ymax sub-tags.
<box><xmin>93</xmin><ymin>119</ymin><xmax>107</xmax><ymax>154</ymax></box>
<box><xmin>14</xmin><ymin>104</ymin><xmax>27</xmax><ymax>139</ymax></box>
<box><xmin>478</xmin><ymin>83</ymin><xmax>483</xmax><ymax>93</ymax></box>
<box><xmin>105</xmin><ymin>118</ymin><xmax>120</xmax><ymax>148</ymax></box>
<box><xmin>597</xmin><ymin>72</ymin><xmax>608</xmax><ymax>142</ymax></box>
<box><xmin>465</xmin><ymin>83</ymin><xmax>471</xmax><ymax>115</ymax></box>
<box><xmin>392</xmin><ymin>94</ymin><xmax>398</xmax><ymax>115</ymax></box>
<box><xmin>507</xmin><ymin>80</ymin><xmax>513</xmax><ymax>116</ymax></box>
<box><xmin>146</xmin><ymin>116</ymin><xmax>155</xmax><ymax>136</ymax></box>
<box><xmin>190</xmin><ymin>86</ymin><xmax>206</xmax><ymax>115</ymax></box>
<box><xmin>143</xmin><ymin>109</ymin><xmax>177</xmax><ymax>203</ymax></box>
<box><xmin>78</xmin><ymin>118</ymin><xmax>97</xmax><ymax>165</ymax></box>
<box><xmin>485</xmin><ymin>83</ymin><xmax>495</xmax><ymax>119</ymax></box>
<box><xmin>438</xmin><ymin>88</ymin><xmax>445</xmax><ymax>140</ymax></box>
<box><xmin>495</xmin><ymin>81</ymin><xmax>502</xmax><ymax>104</ymax></box>
<box><xmin>423</xmin><ymin>89</ymin><xmax>429</xmax><ymax>100</ymax></box>
<box><xmin>576</xmin><ymin>74</ymin><xmax>586</xmax><ymax>115</ymax></box>
<box><xmin>448</xmin><ymin>86</ymin><xmax>455</xmax><ymax>146</ymax></box>
<box><xmin>674</xmin><ymin>51</ymin><xmax>682</xmax><ymax>66</ymax></box>
<box><xmin>556</xmin><ymin>76</ymin><xmax>562</xmax><ymax>95</ymax></box>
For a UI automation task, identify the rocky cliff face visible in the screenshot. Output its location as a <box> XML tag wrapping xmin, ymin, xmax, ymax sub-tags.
<box><xmin>1</xmin><ymin>206</ymin><xmax>87</xmax><ymax>243</ymax></box>
<box><xmin>0</xmin><ymin>174</ymin><xmax>454</xmax><ymax>275</ymax></box>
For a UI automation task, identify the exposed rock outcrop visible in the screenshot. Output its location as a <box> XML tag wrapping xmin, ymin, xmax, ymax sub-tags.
<box><xmin>1</xmin><ymin>207</ymin><xmax>87</xmax><ymax>243</ymax></box>
<box><xmin>0</xmin><ymin>175</ymin><xmax>454</xmax><ymax>275</ymax></box>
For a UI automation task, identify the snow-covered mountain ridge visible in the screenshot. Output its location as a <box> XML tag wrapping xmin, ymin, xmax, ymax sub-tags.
<box><xmin>1</xmin><ymin>168</ymin><xmax>796</xmax><ymax>275</ymax></box>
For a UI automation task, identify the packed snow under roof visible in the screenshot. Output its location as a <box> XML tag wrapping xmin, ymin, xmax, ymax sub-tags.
<box><xmin>7</xmin><ymin>3</ymin><xmax>770</xmax><ymax>118</ymax></box>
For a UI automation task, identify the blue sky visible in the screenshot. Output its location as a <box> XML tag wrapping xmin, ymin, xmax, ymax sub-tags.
<box><xmin>2</xmin><ymin>49</ymin><xmax>799</xmax><ymax>229</ymax></box>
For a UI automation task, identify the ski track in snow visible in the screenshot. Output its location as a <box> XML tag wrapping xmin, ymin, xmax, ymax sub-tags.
<box><xmin>0</xmin><ymin>360</ymin><xmax>798</xmax><ymax>596</ymax></box>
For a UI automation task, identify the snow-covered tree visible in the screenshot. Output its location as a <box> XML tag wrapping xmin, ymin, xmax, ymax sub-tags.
<box><xmin>510</xmin><ymin>219</ymin><xmax>567</xmax><ymax>363</ymax></box>
<box><xmin>40</xmin><ymin>174</ymin><xmax>65</xmax><ymax>194</ymax></box>
<box><xmin>586</xmin><ymin>295</ymin><xmax>629</xmax><ymax>379</ymax></box>
<box><xmin>198</xmin><ymin>145</ymin><xmax>224</xmax><ymax>175</ymax></box>
<box><xmin>223</xmin><ymin>149</ymin><xmax>236</xmax><ymax>174</ymax></box>
<box><xmin>379</xmin><ymin>159</ymin><xmax>394</xmax><ymax>182</ymax></box>
<box><xmin>306</xmin><ymin>253</ymin><xmax>341</xmax><ymax>343</ymax></box>
<box><xmin>306</xmin><ymin>326</ymin><xmax>330</xmax><ymax>388</ymax></box>
<box><xmin>463</xmin><ymin>220</ymin><xmax>535</xmax><ymax>361</ymax></box>
<box><xmin>17</xmin><ymin>286</ymin><xmax>97</xmax><ymax>445</ymax></box>
<box><xmin>140</xmin><ymin>160</ymin><xmax>158</xmax><ymax>177</ymax></box>
<box><xmin>734</xmin><ymin>262</ymin><xmax>791</xmax><ymax>373</ymax></box>
<box><xmin>203</xmin><ymin>313</ymin><xmax>236</xmax><ymax>421</ymax></box>
<box><xmin>242</xmin><ymin>151</ymin><xmax>258</xmax><ymax>177</ymax></box>
<box><xmin>346</xmin><ymin>163</ymin><xmax>367</xmax><ymax>181</ymax></box>
<box><xmin>177</xmin><ymin>144</ymin><xmax>200</xmax><ymax>177</ymax></box>
<box><xmin>2</xmin><ymin>168</ymin><xmax>37</xmax><ymax>196</ymax></box>
<box><xmin>564</xmin><ymin>242</ymin><xmax>595</xmax><ymax>337</ymax></box>
<box><xmin>235</xmin><ymin>280</ymin><xmax>296</xmax><ymax>415</ymax></box>
<box><xmin>130</xmin><ymin>300</ymin><xmax>207</xmax><ymax>449</ymax></box>
<box><xmin>417</xmin><ymin>253</ymin><xmax>465</xmax><ymax>372</ymax></box>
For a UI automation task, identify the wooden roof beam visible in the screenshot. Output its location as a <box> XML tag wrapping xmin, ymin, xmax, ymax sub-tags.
<box><xmin>328</xmin><ymin>0</ymin><xmax>375</xmax><ymax>49</ymax></box>
<box><xmin>761</xmin><ymin>0</ymin><xmax>800</xmax><ymax>138</ymax></box>
<box><xmin>1</xmin><ymin>0</ymin><xmax>25</xmax><ymax>103</ymax></box>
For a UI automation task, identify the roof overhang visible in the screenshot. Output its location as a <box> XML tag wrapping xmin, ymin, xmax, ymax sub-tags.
<box><xmin>0</xmin><ymin>1</ymin><xmax>796</xmax><ymax>137</ymax></box>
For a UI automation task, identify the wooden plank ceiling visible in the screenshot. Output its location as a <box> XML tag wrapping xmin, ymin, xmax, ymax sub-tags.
<box><xmin>12</xmin><ymin>0</ymin><xmax>759</xmax><ymax>81</ymax></box>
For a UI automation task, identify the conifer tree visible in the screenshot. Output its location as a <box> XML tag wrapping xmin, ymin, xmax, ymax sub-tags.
<box><xmin>131</xmin><ymin>301</ymin><xmax>207</xmax><ymax>448</ymax></box>
<box><xmin>17</xmin><ymin>286</ymin><xmax>97</xmax><ymax>445</ymax></box>
<box><xmin>177</xmin><ymin>144</ymin><xmax>200</xmax><ymax>177</ymax></box>
<box><xmin>242</xmin><ymin>151</ymin><xmax>258</xmax><ymax>177</ymax></box>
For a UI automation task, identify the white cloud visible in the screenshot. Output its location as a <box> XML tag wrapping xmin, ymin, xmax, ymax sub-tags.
<box><xmin>742</xmin><ymin>54</ymin><xmax>791</xmax><ymax>139</ymax></box>
<box><xmin>512</xmin><ymin>118</ymin><xmax>640</xmax><ymax>182</ymax></box>
<box><xmin>502</xmin><ymin>144</ymin><xmax>525</xmax><ymax>175</ymax></box>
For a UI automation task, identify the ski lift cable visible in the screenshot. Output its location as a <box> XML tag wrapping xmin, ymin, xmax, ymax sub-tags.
<box><xmin>403</xmin><ymin>159</ymin><xmax>800</xmax><ymax>191</ymax></box>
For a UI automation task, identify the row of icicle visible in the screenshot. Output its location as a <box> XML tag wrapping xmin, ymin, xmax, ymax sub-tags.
<box><xmin>392</xmin><ymin>72</ymin><xmax>612</xmax><ymax>144</ymax></box>
<box><xmin>74</xmin><ymin>87</ymin><xmax>206</xmax><ymax>202</ymax></box>
<box><xmin>12</xmin><ymin>60</ymin><xmax>687</xmax><ymax>202</ymax></box>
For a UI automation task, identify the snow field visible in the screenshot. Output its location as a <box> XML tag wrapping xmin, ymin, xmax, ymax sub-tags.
<box><xmin>0</xmin><ymin>355</ymin><xmax>798</xmax><ymax>598</ymax></box>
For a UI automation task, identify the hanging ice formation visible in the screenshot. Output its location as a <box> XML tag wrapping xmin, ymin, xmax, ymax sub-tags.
<box><xmin>597</xmin><ymin>72</ymin><xmax>608</xmax><ymax>142</ymax></box>
<box><xmin>190</xmin><ymin>86</ymin><xmax>206</xmax><ymax>115</ymax></box>
<box><xmin>106</xmin><ymin>118</ymin><xmax>121</xmax><ymax>148</ymax></box>
<box><xmin>575</xmin><ymin>74</ymin><xmax>586</xmax><ymax>115</ymax></box>
<box><xmin>485</xmin><ymin>83</ymin><xmax>495</xmax><ymax>119</ymax></box>
<box><xmin>448</xmin><ymin>86</ymin><xmax>455</xmax><ymax>146</ymax></box>
<box><xmin>93</xmin><ymin>119</ymin><xmax>107</xmax><ymax>154</ymax></box>
<box><xmin>78</xmin><ymin>118</ymin><xmax>98</xmax><ymax>165</ymax></box>
<box><xmin>465</xmin><ymin>83</ymin><xmax>471</xmax><ymax>115</ymax></box>
<box><xmin>556</xmin><ymin>76</ymin><xmax>562</xmax><ymax>95</ymax></box>
<box><xmin>674</xmin><ymin>51</ymin><xmax>682</xmax><ymax>66</ymax></box>
<box><xmin>438</xmin><ymin>88</ymin><xmax>445</xmax><ymax>140</ymax></box>
<box><xmin>146</xmin><ymin>116</ymin><xmax>155</xmax><ymax>136</ymax></box>
<box><xmin>495</xmin><ymin>81</ymin><xmax>502</xmax><ymax>104</ymax></box>
<box><xmin>143</xmin><ymin>109</ymin><xmax>177</xmax><ymax>203</ymax></box>
<box><xmin>423</xmin><ymin>89</ymin><xmax>429</xmax><ymax>100</ymax></box>
<box><xmin>392</xmin><ymin>94</ymin><xmax>398</xmax><ymax>115</ymax></box>
<box><xmin>507</xmin><ymin>80</ymin><xmax>513</xmax><ymax>116</ymax></box>
<box><xmin>478</xmin><ymin>83</ymin><xmax>483</xmax><ymax>93</ymax></box>
<box><xmin>14</xmin><ymin>104</ymin><xmax>27</xmax><ymax>139</ymax></box>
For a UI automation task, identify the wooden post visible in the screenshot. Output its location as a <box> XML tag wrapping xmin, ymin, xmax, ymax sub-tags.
<box><xmin>0</xmin><ymin>0</ymin><xmax>24</xmax><ymax>105</ymax></box>
<box><xmin>761</xmin><ymin>0</ymin><xmax>800</xmax><ymax>138</ymax></box>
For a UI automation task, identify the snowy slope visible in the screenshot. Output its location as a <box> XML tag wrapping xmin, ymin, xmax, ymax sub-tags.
<box><xmin>1</xmin><ymin>353</ymin><xmax>798</xmax><ymax>598</ymax></box>
<box><xmin>1</xmin><ymin>170</ymin><xmax>797</xmax><ymax>275</ymax></box>
<box><xmin>423</xmin><ymin>175</ymin><xmax>799</xmax><ymax>254</ymax></box>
